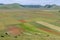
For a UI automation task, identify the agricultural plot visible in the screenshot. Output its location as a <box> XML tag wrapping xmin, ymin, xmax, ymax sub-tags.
<box><xmin>36</xmin><ymin>21</ymin><xmax>60</xmax><ymax>31</ymax></box>
<box><xmin>0</xmin><ymin>9</ymin><xmax>60</xmax><ymax>40</ymax></box>
<box><xmin>32</xmin><ymin>21</ymin><xmax>60</xmax><ymax>35</ymax></box>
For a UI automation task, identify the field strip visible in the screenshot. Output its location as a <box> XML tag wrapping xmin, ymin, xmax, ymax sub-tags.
<box><xmin>36</xmin><ymin>21</ymin><xmax>60</xmax><ymax>31</ymax></box>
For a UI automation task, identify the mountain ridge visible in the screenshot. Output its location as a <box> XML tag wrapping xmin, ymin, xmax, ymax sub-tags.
<box><xmin>0</xmin><ymin>3</ymin><xmax>60</xmax><ymax>9</ymax></box>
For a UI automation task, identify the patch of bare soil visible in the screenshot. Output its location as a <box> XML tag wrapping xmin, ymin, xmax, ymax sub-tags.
<box><xmin>6</xmin><ymin>26</ymin><xmax>24</xmax><ymax>36</ymax></box>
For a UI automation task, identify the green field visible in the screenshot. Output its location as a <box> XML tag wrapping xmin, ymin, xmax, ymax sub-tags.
<box><xmin>0</xmin><ymin>9</ymin><xmax>60</xmax><ymax>40</ymax></box>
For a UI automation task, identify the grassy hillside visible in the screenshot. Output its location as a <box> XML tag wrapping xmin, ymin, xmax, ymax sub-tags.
<box><xmin>0</xmin><ymin>3</ymin><xmax>23</xmax><ymax>9</ymax></box>
<box><xmin>0</xmin><ymin>9</ymin><xmax>60</xmax><ymax>40</ymax></box>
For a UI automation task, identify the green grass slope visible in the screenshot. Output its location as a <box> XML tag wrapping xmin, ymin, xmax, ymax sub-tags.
<box><xmin>0</xmin><ymin>3</ymin><xmax>23</xmax><ymax>9</ymax></box>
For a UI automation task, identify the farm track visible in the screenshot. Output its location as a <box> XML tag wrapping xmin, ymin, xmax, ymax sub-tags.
<box><xmin>36</xmin><ymin>21</ymin><xmax>60</xmax><ymax>32</ymax></box>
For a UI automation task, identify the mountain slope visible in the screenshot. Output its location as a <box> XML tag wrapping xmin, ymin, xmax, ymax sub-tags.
<box><xmin>0</xmin><ymin>3</ymin><xmax>23</xmax><ymax>9</ymax></box>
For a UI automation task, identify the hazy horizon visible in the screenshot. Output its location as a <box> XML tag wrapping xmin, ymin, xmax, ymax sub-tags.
<box><xmin>0</xmin><ymin>0</ymin><xmax>60</xmax><ymax>5</ymax></box>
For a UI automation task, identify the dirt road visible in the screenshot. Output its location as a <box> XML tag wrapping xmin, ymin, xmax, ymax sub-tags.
<box><xmin>36</xmin><ymin>21</ymin><xmax>60</xmax><ymax>31</ymax></box>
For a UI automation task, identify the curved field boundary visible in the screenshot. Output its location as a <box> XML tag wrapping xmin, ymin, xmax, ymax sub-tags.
<box><xmin>36</xmin><ymin>21</ymin><xmax>60</xmax><ymax>32</ymax></box>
